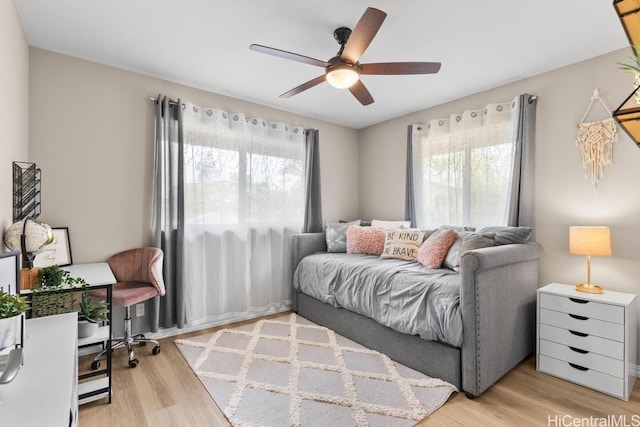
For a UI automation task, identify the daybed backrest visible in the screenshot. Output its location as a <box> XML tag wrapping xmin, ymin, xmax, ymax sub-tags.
<box><xmin>292</xmin><ymin>232</ymin><xmax>327</xmax><ymax>267</ymax></box>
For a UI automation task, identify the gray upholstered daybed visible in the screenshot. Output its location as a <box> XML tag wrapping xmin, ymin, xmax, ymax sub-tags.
<box><xmin>291</xmin><ymin>232</ymin><xmax>542</xmax><ymax>398</ymax></box>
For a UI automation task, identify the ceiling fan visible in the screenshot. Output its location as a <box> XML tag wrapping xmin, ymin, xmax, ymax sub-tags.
<box><xmin>249</xmin><ymin>7</ymin><xmax>441</xmax><ymax>106</ymax></box>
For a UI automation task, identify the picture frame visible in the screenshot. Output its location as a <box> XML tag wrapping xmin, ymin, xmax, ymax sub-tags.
<box><xmin>32</xmin><ymin>227</ymin><xmax>73</xmax><ymax>268</ymax></box>
<box><xmin>0</xmin><ymin>251</ymin><xmax>20</xmax><ymax>296</ymax></box>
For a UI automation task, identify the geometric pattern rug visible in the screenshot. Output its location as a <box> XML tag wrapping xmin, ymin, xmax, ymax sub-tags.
<box><xmin>175</xmin><ymin>313</ymin><xmax>456</xmax><ymax>426</ymax></box>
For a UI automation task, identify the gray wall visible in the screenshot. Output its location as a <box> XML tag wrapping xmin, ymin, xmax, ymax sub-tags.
<box><xmin>28</xmin><ymin>48</ymin><xmax>360</xmax><ymax>264</ymax></box>
<box><xmin>358</xmin><ymin>48</ymin><xmax>640</xmax><ymax>357</ymax></box>
<box><xmin>0</xmin><ymin>0</ymin><xmax>29</xmax><ymax>232</ymax></box>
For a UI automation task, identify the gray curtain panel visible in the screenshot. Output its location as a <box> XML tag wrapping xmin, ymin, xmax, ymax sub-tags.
<box><xmin>303</xmin><ymin>129</ymin><xmax>323</xmax><ymax>233</ymax></box>
<box><xmin>507</xmin><ymin>94</ymin><xmax>537</xmax><ymax>228</ymax></box>
<box><xmin>152</xmin><ymin>95</ymin><xmax>186</xmax><ymax>330</ymax></box>
<box><xmin>404</xmin><ymin>125</ymin><xmax>416</xmax><ymax>228</ymax></box>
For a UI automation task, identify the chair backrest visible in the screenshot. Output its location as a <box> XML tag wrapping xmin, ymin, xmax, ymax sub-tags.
<box><xmin>107</xmin><ymin>247</ymin><xmax>166</xmax><ymax>296</ymax></box>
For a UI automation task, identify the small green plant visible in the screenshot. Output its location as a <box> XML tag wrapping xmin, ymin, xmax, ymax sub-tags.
<box><xmin>0</xmin><ymin>291</ymin><xmax>29</xmax><ymax>318</ymax></box>
<box><xmin>38</xmin><ymin>265</ymin><xmax>87</xmax><ymax>288</ymax></box>
<box><xmin>618</xmin><ymin>45</ymin><xmax>640</xmax><ymax>74</ymax></box>
<box><xmin>77</xmin><ymin>291</ymin><xmax>108</xmax><ymax>323</ymax></box>
<box><xmin>31</xmin><ymin>265</ymin><xmax>88</xmax><ymax>318</ymax></box>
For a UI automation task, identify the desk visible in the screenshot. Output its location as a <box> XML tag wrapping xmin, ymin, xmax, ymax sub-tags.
<box><xmin>19</xmin><ymin>262</ymin><xmax>116</xmax><ymax>295</ymax></box>
<box><xmin>20</xmin><ymin>262</ymin><xmax>116</xmax><ymax>404</ymax></box>
<box><xmin>67</xmin><ymin>263</ymin><xmax>115</xmax><ymax>404</ymax></box>
<box><xmin>63</xmin><ymin>262</ymin><xmax>116</xmax><ymax>286</ymax></box>
<box><xmin>0</xmin><ymin>313</ymin><xmax>78</xmax><ymax>427</ymax></box>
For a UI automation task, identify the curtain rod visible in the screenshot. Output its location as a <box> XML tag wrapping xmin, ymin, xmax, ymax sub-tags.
<box><xmin>149</xmin><ymin>97</ymin><xmax>179</xmax><ymax>106</ymax></box>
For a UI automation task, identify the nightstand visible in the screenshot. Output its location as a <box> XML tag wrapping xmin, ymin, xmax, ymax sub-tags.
<box><xmin>537</xmin><ymin>283</ymin><xmax>637</xmax><ymax>401</ymax></box>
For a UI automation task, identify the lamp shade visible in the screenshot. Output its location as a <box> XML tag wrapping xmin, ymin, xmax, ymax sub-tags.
<box><xmin>613</xmin><ymin>0</ymin><xmax>640</xmax><ymax>147</ymax></box>
<box><xmin>569</xmin><ymin>226</ymin><xmax>611</xmax><ymax>256</ymax></box>
<box><xmin>614</xmin><ymin>0</ymin><xmax>640</xmax><ymax>48</ymax></box>
<box><xmin>613</xmin><ymin>85</ymin><xmax>640</xmax><ymax>148</ymax></box>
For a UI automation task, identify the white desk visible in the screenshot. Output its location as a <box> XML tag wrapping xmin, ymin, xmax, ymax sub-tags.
<box><xmin>20</xmin><ymin>262</ymin><xmax>116</xmax><ymax>405</ymax></box>
<box><xmin>63</xmin><ymin>262</ymin><xmax>116</xmax><ymax>287</ymax></box>
<box><xmin>0</xmin><ymin>313</ymin><xmax>78</xmax><ymax>426</ymax></box>
<box><xmin>20</xmin><ymin>262</ymin><xmax>116</xmax><ymax>294</ymax></box>
<box><xmin>64</xmin><ymin>263</ymin><xmax>116</xmax><ymax>405</ymax></box>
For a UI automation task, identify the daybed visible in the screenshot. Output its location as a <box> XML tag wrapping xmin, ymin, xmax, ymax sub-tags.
<box><xmin>292</xmin><ymin>231</ymin><xmax>542</xmax><ymax>398</ymax></box>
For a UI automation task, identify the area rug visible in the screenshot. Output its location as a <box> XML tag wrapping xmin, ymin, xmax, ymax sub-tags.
<box><xmin>175</xmin><ymin>313</ymin><xmax>456</xmax><ymax>427</ymax></box>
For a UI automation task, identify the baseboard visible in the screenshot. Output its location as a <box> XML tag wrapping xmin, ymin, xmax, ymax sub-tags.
<box><xmin>144</xmin><ymin>306</ymin><xmax>292</xmax><ymax>340</ymax></box>
<box><xmin>633</xmin><ymin>364</ymin><xmax>640</xmax><ymax>378</ymax></box>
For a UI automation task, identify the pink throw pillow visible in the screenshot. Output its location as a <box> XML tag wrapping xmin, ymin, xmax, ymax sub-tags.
<box><xmin>417</xmin><ymin>228</ymin><xmax>459</xmax><ymax>268</ymax></box>
<box><xmin>346</xmin><ymin>226</ymin><xmax>386</xmax><ymax>255</ymax></box>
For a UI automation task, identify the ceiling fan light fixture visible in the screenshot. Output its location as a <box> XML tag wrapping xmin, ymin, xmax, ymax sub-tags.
<box><xmin>326</xmin><ymin>64</ymin><xmax>360</xmax><ymax>89</ymax></box>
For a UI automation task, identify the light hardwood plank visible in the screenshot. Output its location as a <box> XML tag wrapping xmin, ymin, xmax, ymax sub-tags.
<box><xmin>79</xmin><ymin>312</ymin><xmax>640</xmax><ymax>426</ymax></box>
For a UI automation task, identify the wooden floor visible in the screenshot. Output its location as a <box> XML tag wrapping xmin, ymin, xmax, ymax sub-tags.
<box><xmin>80</xmin><ymin>312</ymin><xmax>640</xmax><ymax>427</ymax></box>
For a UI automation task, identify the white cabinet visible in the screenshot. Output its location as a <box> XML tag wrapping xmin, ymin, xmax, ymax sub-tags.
<box><xmin>0</xmin><ymin>313</ymin><xmax>78</xmax><ymax>426</ymax></box>
<box><xmin>537</xmin><ymin>283</ymin><xmax>637</xmax><ymax>401</ymax></box>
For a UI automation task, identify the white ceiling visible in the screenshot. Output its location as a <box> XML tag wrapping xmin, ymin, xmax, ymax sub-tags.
<box><xmin>14</xmin><ymin>0</ymin><xmax>630</xmax><ymax>129</ymax></box>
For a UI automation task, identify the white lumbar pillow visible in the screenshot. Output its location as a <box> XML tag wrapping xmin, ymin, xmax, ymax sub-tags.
<box><xmin>371</xmin><ymin>219</ymin><xmax>411</xmax><ymax>228</ymax></box>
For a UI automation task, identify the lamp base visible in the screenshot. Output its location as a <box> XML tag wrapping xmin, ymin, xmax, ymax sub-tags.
<box><xmin>575</xmin><ymin>283</ymin><xmax>604</xmax><ymax>294</ymax></box>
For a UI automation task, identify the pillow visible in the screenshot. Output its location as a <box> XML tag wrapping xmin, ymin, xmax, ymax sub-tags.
<box><xmin>342</xmin><ymin>219</ymin><xmax>372</xmax><ymax>226</ymax></box>
<box><xmin>439</xmin><ymin>225</ymin><xmax>476</xmax><ymax>232</ymax></box>
<box><xmin>416</xmin><ymin>228</ymin><xmax>459</xmax><ymax>269</ymax></box>
<box><xmin>326</xmin><ymin>220</ymin><xmax>361</xmax><ymax>253</ymax></box>
<box><xmin>371</xmin><ymin>219</ymin><xmax>411</xmax><ymax>228</ymax></box>
<box><xmin>479</xmin><ymin>226</ymin><xmax>532</xmax><ymax>245</ymax></box>
<box><xmin>421</xmin><ymin>229</ymin><xmax>437</xmax><ymax>242</ymax></box>
<box><xmin>443</xmin><ymin>232</ymin><xmax>497</xmax><ymax>271</ymax></box>
<box><xmin>346</xmin><ymin>226</ymin><xmax>386</xmax><ymax>255</ymax></box>
<box><xmin>442</xmin><ymin>235</ymin><xmax>464</xmax><ymax>271</ymax></box>
<box><xmin>380</xmin><ymin>228</ymin><xmax>425</xmax><ymax>261</ymax></box>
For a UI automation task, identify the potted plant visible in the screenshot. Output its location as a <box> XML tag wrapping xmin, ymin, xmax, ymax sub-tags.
<box><xmin>77</xmin><ymin>290</ymin><xmax>108</xmax><ymax>338</ymax></box>
<box><xmin>618</xmin><ymin>44</ymin><xmax>640</xmax><ymax>104</ymax></box>
<box><xmin>0</xmin><ymin>290</ymin><xmax>29</xmax><ymax>355</ymax></box>
<box><xmin>0</xmin><ymin>290</ymin><xmax>28</xmax><ymax>384</ymax></box>
<box><xmin>31</xmin><ymin>265</ymin><xmax>86</xmax><ymax>318</ymax></box>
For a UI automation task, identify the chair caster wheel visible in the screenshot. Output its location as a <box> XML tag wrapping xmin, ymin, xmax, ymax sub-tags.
<box><xmin>91</xmin><ymin>360</ymin><xmax>100</xmax><ymax>370</ymax></box>
<box><xmin>139</xmin><ymin>341</ymin><xmax>147</xmax><ymax>347</ymax></box>
<box><xmin>129</xmin><ymin>359</ymin><xmax>139</xmax><ymax>368</ymax></box>
<box><xmin>152</xmin><ymin>346</ymin><xmax>161</xmax><ymax>355</ymax></box>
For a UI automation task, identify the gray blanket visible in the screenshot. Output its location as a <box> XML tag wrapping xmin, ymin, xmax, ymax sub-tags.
<box><xmin>293</xmin><ymin>253</ymin><xmax>463</xmax><ymax>347</ymax></box>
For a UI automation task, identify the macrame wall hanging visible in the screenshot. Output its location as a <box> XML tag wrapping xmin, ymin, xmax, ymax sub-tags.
<box><xmin>576</xmin><ymin>89</ymin><xmax>617</xmax><ymax>191</ymax></box>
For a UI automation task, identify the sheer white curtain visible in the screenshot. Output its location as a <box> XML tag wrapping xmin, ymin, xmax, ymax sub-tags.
<box><xmin>411</xmin><ymin>99</ymin><xmax>516</xmax><ymax>229</ymax></box>
<box><xmin>181</xmin><ymin>102</ymin><xmax>305</xmax><ymax>326</ymax></box>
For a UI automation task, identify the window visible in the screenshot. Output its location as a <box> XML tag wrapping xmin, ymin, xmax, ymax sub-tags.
<box><xmin>412</xmin><ymin>102</ymin><xmax>516</xmax><ymax>229</ymax></box>
<box><xmin>183</xmin><ymin>109</ymin><xmax>305</xmax><ymax>227</ymax></box>
<box><xmin>179</xmin><ymin>104</ymin><xmax>307</xmax><ymax>324</ymax></box>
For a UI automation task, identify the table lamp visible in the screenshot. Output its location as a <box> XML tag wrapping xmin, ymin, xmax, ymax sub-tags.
<box><xmin>569</xmin><ymin>226</ymin><xmax>611</xmax><ymax>294</ymax></box>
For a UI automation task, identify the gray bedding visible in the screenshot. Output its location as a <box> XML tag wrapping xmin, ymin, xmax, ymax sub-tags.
<box><xmin>293</xmin><ymin>253</ymin><xmax>463</xmax><ymax>347</ymax></box>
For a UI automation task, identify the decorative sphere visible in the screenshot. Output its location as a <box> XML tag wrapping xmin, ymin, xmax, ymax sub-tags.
<box><xmin>3</xmin><ymin>220</ymin><xmax>54</xmax><ymax>254</ymax></box>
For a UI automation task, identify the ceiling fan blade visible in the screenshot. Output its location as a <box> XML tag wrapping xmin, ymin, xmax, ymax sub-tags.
<box><xmin>348</xmin><ymin>80</ymin><xmax>374</xmax><ymax>106</ymax></box>
<box><xmin>341</xmin><ymin>8</ymin><xmax>387</xmax><ymax>64</ymax></box>
<box><xmin>360</xmin><ymin>62</ymin><xmax>442</xmax><ymax>75</ymax></box>
<box><xmin>280</xmin><ymin>75</ymin><xmax>327</xmax><ymax>98</ymax></box>
<box><xmin>250</xmin><ymin>44</ymin><xmax>329</xmax><ymax>68</ymax></box>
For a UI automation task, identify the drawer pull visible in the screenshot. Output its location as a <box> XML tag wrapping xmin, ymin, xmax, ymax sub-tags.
<box><xmin>569</xmin><ymin>297</ymin><xmax>589</xmax><ymax>304</ymax></box>
<box><xmin>569</xmin><ymin>362</ymin><xmax>589</xmax><ymax>371</ymax></box>
<box><xmin>569</xmin><ymin>330</ymin><xmax>588</xmax><ymax>337</ymax></box>
<box><xmin>569</xmin><ymin>346</ymin><xmax>589</xmax><ymax>354</ymax></box>
<box><xmin>568</xmin><ymin>314</ymin><xmax>589</xmax><ymax>321</ymax></box>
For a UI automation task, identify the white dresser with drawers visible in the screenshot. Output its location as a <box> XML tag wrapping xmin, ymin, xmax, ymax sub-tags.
<box><xmin>537</xmin><ymin>283</ymin><xmax>637</xmax><ymax>401</ymax></box>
